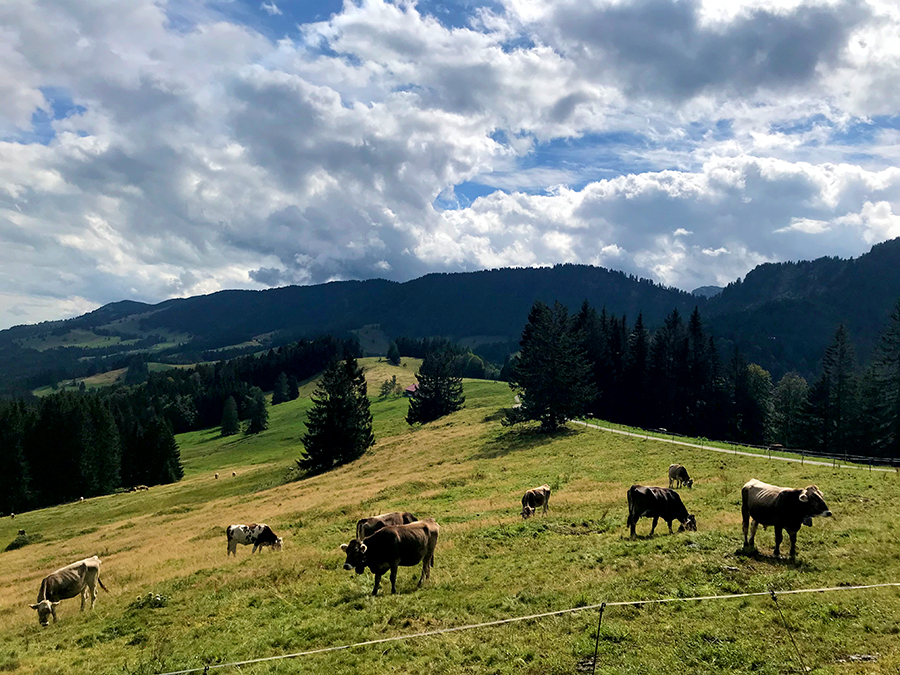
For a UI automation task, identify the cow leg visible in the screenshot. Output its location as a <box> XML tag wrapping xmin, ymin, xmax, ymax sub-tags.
<box><xmin>89</xmin><ymin>582</ymin><xmax>97</xmax><ymax>609</ymax></box>
<box><xmin>81</xmin><ymin>587</ymin><xmax>88</xmax><ymax>612</ymax></box>
<box><xmin>748</xmin><ymin>520</ymin><xmax>759</xmax><ymax>549</ymax></box>
<box><xmin>390</xmin><ymin>565</ymin><xmax>399</xmax><ymax>594</ymax></box>
<box><xmin>252</xmin><ymin>544</ymin><xmax>259</xmax><ymax>554</ymax></box>
<box><xmin>649</xmin><ymin>517</ymin><xmax>658</xmax><ymax>536</ymax></box>
<box><xmin>788</xmin><ymin>530</ymin><xmax>798</xmax><ymax>559</ymax></box>
<box><xmin>372</xmin><ymin>573</ymin><xmax>382</xmax><ymax>596</ymax></box>
<box><xmin>773</xmin><ymin>527</ymin><xmax>783</xmax><ymax>557</ymax></box>
<box><xmin>51</xmin><ymin>604</ymin><xmax>58</xmax><ymax>623</ymax></box>
<box><xmin>666</xmin><ymin>519</ymin><xmax>673</xmax><ymax>534</ymax></box>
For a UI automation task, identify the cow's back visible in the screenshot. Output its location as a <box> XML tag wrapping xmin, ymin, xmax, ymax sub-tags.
<box><xmin>367</xmin><ymin>519</ymin><xmax>437</xmax><ymax>566</ymax></box>
<box><xmin>743</xmin><ymin>479</ymin><xmax>803</xmax><ymax>526</ymax></box>
<box><xmin>43</xmin><ymin>556</ymin><xmax>100</xmax><ymax>601</ymax></box>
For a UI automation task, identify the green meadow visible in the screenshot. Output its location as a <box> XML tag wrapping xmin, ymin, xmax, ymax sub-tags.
<box><xmin>1</xmin><ymin>358</ymin><xmax>899</xmax><ymax>674</ymax></box>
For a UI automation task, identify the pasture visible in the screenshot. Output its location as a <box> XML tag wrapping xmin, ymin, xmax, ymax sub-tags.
<box><xmin>1</xmin><ymin>360</ymin><xmax>899</xmax><ymax>674</ymax></box>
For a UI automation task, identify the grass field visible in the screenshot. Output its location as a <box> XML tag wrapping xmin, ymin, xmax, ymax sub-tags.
<box><xmin>1</xmin><ymin>359</ymin><xmax>899</xmax><ymax>674</ymax></box>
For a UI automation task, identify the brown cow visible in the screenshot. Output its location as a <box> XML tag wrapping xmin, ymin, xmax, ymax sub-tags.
<box><xmin>340</xmin><ymin>519</ymin><xmax>439</xmax><ymax>595</ymax></box>
<box><xmin>521</xmin><ymin>484</ymin><xmax>551</xmax><ymax>520</ymax></box>
<box><xmin>627</xmin><ymin>485</ymin><xmax>696</xmax><ymax>537</ymax></box>
<box><xmin>741</xmin><ymin>479</ymin><xmax>832</xmax><ymax>559</ymax></box>
<box><xmin>668</xmin><ymin>464</ymin><xmax>693</xmax><ymax>488</ymax></box>
<box><xmin>30</xmin><ymin>556</ymin><xmax>108</xmax><ymax>626</ymax></box>
<box><xmin>355</xmin><ymin>512</ymin><xmax>417</xmax><ymax>540</ymax></box>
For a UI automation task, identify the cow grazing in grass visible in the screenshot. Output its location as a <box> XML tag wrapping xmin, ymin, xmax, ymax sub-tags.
<box><xmin>627</xmin><ymin>485</ymin><xmax>696</xmax><ymax>537</ymax></box>
<box><xmin>356</xmin><ymin>512</ymin><xmax>417</xmax><ymax>540</ymax></box>
<box><xmin>741</xmin><ymin>479</ymin><xmax>832</xmax><ymax>559</ymax></box>
<box><xmin>521</xmin><ymin>484</ymin><xmax>551</xmax><ymax>520</ymax></box>
<box><xmin>340</xmin><ymin>519</ymin><xmax>439</xmax><ymax>596</ymax></box>
<box><xmin>30</xmin><ymin>556</ymin><xmax>108</xmax><ymax>627</ymax></box>
<box><xmin>226</xmin><ymin>523</ymin><xmax>283</xmax><ymax>555</ymax></box>
<box><xmin>668</xmin><ymin>464</ymin><xmax>693</xmax><ymax>489</ymax></box>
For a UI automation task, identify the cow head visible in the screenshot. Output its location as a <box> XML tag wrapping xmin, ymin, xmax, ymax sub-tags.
<box><xmin>799</xmin><ymin>485</ymin><xmax>831</xmax><ymax>522</ymax></box>
<box><xmin>677</xmin><ymin>514</ymin><xmax>697</xmax><ymax>532</ymax></box>
<box><xmin>521</xmin><ymin>505</ymin><xmax>535</xmax><ymax>520</ymax></box>
<box><xmin>272</xmin><ymin>536</ymin><xmax>284</xmax><ymax>551</ymax></box>
<box><xmin>340</xmin><ymin>539</ymin><xmax>367</xmax><ymax>574</ymax></box>
<box><xmin>685</xmin><ymin>478</ymin><xmax>694</xmax><ymax>489</ymax></box>
<box><xmin>29</xmin><ymin>600</ymin><xmax>59</xmax><ymax>627</ymax></box>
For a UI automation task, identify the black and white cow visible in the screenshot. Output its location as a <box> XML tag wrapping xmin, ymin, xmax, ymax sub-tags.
<box><xmin>30</xmin><ymin>556</ymin><xmax>108</xmax><ymax>627</ymax></box>
<box><xmin>741</xmin><ymin>479</ymin><xmax>832</xmax><ymax>558</ymax></box>
<box><xmin>226</xmin><ymin>523</ymin><xmax>283</xmax><ymax>555</ymax></box>
<box><xmin>521</xmin><ymin>484</ymin><xmax>551</xmax><ymax>520</ymax></box>
<box><xmin>668</xmin><ymin>464</ymin><xmax>693</xmax><ymax>488</ymax></box>
<box><xmin>627</xmin><ymin>485</ymin><xmax>697</xmax><ymax>537</ymax></box>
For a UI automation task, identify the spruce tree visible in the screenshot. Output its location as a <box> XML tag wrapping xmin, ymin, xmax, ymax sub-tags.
<box><xmin>870</xmin><ymin>300</ymin><xmax>900</xmax><ymax>455</ymax></box>
<box><xmin>301</xmin><ymin>356</ymin><xmax>374</xmax><ymax>473</ymax></box>
<box><xmin>387</xmin><ymin>341</ymin><xmax>401</xmax><ymax>366</ymax></box>
<box><xmin>288</xmin><ymin>374</ymin><xmax>300</xmax><ymax>401</ymax></box>
<box><xmin>407</xmin><ymin>350</ymin><xmax>466</xmax><ymax>425</ymax></box>
<box><xmin>221</xmin><ymin>396</ymin><xmax>240</xmax><ymax>436</ymax></box>
<box><xmin>771</xmin><ymin>372</ymin><xmax>808</xmax><ymax>448</ymax></box>
<box><xmin>0</xmin><ymin>401</ymin><xmax>32</xmax><ymax>514</ymax></box>
<box><xmin>505</xmin><ymin>301</ymin><xmax>593</xmax><ymax>431</ymax></box>
<box><xmin>272</xmin><ymin>372</ymin><xmax>290</xmax><ymax>405</ymax></box>
<box><xmin>245</xmin><ymin>387</ymin><xmax>269</xmax><ymax>435</ymax></box>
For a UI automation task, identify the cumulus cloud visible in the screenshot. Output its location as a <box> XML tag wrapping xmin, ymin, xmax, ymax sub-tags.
<box><xmin>0</xmin><ymin>0</ymin><xmax>899</xmax><ymax>328</ymax></box>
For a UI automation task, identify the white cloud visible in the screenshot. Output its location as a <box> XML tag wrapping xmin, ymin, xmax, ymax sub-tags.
<box><xmin>260</xmin><ymin>2</ymin><xmax>282</xmax><ymax>17</ymax></box>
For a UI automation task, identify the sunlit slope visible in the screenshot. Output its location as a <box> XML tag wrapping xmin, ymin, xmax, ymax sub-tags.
<box><xmin>1</xmin><ymin>364</ymin><xmax>899</xmax><ymax>674</ymax></box>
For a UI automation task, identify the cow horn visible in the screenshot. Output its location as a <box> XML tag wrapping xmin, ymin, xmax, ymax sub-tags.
<box><xmin>359</xmin><ymin>543</ymin><xmax>367</xmax><ymax>554</ymax></box>
<box><xmin>340</xmin><ymin>544</ymin><xmax>348</xmax><ymax>552</ymax></box>
<box><xmin>798</xmin><ymin>489</ymin><xmax>809</xmax><ymax>502</ymax></box>
<box><xmin>29</xmin><ymin>604</ymin><xmax>39</xmax><ymax>610</ymax></box>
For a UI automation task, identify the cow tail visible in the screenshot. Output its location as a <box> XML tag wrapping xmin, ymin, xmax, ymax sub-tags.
<box><xmin>97</xmin><ymin>575</ymin><xmax>110</xmax><ymax>593</ymax></box>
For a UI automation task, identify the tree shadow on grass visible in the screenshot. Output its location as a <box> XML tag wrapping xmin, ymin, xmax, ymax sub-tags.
<box><xmin>473</xmin><ymin>425</ymin><xmax>579</xmax><ymax>460</ymax></box>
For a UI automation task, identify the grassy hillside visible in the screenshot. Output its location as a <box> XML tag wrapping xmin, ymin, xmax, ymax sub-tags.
<box><xmin>1</xmin><ymin>360</ymin><xmax>899</xmax><ymax>674</ymax></box>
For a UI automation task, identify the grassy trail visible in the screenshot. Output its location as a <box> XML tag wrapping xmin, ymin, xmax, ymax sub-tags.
<box><xmin>1</xmin><ymin>360</ymin><xmax>899</xmax><ymax>674</ymax></box>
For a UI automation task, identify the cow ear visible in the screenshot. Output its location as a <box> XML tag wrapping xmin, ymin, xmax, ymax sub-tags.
<box><xmin>51</xmin><ymin>602</ymin><xmax>60</xmax><ymax>607</ymax></box>
<box><xmin>340</xmin><ymin>544</ymin><xmax>348</xmax><ymax>552</ymax></box>
<box><xmin>29</xmin><ymin>604</ymin><xmax>39</xmax><ymax>610</ymax></box>
<box><xmin>798</xmin><ymin>489</ymin><xmax>809</xmax><ymax>502</ymax></box>
<box><xmin>359</xmin><ymin>543</ymin><xmax>367</xmax><ymax>554</ymax></box>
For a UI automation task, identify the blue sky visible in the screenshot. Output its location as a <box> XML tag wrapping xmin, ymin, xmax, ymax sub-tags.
<box><xmin>1</xmin><ymin>0</ymin><xmax>900</xmax><ymax>329</ymax></box>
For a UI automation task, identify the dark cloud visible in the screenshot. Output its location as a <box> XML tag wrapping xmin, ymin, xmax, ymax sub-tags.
<box><xmin>545</xmin><ymin>0</ymin><xmax>868</xmax><ymax>99</ymax></box>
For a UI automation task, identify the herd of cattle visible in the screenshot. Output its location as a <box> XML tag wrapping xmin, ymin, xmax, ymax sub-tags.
<box><xmin>27</xmin><ymin>462</ymin><xmax>833</xmax><ymax>625</ymax></box>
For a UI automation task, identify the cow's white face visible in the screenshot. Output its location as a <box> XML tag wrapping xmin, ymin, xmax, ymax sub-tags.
<box><xmin>29</xmin><ymin>600</ymin><xmax>58</xmax><ymax>627</ymax></box>
<box><xmin>677</xmin><ymin>514</ymin><xmax>697</xmax><ymax>532</ymax></box>
<box><xmin>273</xmin><ymin>537</ymin><xmax>283</xmax><ymax>551</ymax></box>
<box><xmin>521</xmin><ymin>506</ymin><xmax>535</xmax><ymax>520</ymax></box>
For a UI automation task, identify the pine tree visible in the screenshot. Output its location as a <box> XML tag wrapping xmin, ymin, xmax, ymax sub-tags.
<box><xmin>407</xmin><ymin>350</ymin><xmax>466</xmax><ymax>425</ymax></box>
<box><xmin>623</xmin><ymin>313</ymin><xmax>650</xmax><ymax>427</ymax></box>
<box><xmin>387</xmin><ymin>341</ymin><xmax>401</xmax><ymax>366</ymax></box>
<box><xmin>505</xmin><ymin>301</ymin><xmax>593</xmax><ymax>431</ymax></box>
<box><xmin>810</xmin><ymin>325</ymin><xmax>859</xmax><ymax>456</ymax></box>
<box><xmin>744</xmin><ymin>364</ymin><xmax>773</xmax><ymax>445</ymax></box>
<box><xmin>272</xmin><ymin>372</ymin><xmax>290</xmax><ymax>405</ymax></box>
<box><xmin>245</xmin><ymin>387</ymin><xmax>269</xmax><ymax>435</ymax></box>
<box><xmin>301</xmin><ymin>355</ymin><xmax>374</xmax><ymax>473</ymax></box>
<box><xmin>870</xmin><ymin>300</ymin><xmax>900</xmax><ymax>455</ymax></box>
<box><xmin>288</xmin><ymin>374</ymin><xmax>300</xmax><ymax>401</ymax></box>
<box><xmin>221</xmin><ymin>396</ymin><xmax>240</xmax><ymax>436</ymax></box>
<box><xmin>0</xmin><ymin>401</ymin><xmax>32</xmax><ymax>514</ymax></box>
<box><xmin>771</xmin><ymin>372</ymin><xmax>808</xmax><ymax>448</ymax></box>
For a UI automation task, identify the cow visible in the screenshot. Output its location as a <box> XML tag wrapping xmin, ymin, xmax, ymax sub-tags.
<box><xmin>215</xmin><ymin>473</ymin><xmax>219</xmax><ymax>479</ymax></box>
<box><xmin>226</xmin><ymin>523</ymin><xmax>283</xmax><ymax>555</ymax></box>
<box><xmin>741</xmin><ymin>479</ymin><xmax>832</xmax><ymax>559</ymax></box>
<box><xmin>627</xmin><ymin>485</ymin><xmax>697</xmax><ymax>537</ymax></box>
<box><xmin>355</xmin><ymin>512</ymin><xmax>417</xmax><ymax>540</ymax></box>
<box><xmin>232</xmin><ymin>471</ymin><xmax>236</xmax><ymax>477</ymax></box>
<box><xmin>78</xmin><ymin>496</ymin><xmax>84</xmax><ymax>502</ymax></box>
<box><xmin>668</xmin><ymin>464</ymin><xmax>693</xmax><ymax>489</ymax></box>
<box><xmin>29</xmin><ymin>556</ymin><xmax>108</xmax><ymax>627</ymax></box>
<box><xmin>521</xmin><ymin>484</ymin><xmax>551</xmax><ymax>520</ymax></box>
<box><xmin>340</xmin><ymin>519</ymin><xmax>439</xmax><ymax>596</ymax></box>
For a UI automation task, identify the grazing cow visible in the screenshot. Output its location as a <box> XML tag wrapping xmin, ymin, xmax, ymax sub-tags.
<box><xmin>10</xmin><ymin>513</ymin><xmax>14</xmax><ymax>519</ymax></box>
<box><xmin>627</xmin><ymin>485</ymin><xmax>697</xmax><ymax>537</ymax></box>
<box><xmin>340</xmin><ymin>519</ymin><xmax>439</xmax><ymax>596</ymax></box>
<box><xmin>521</xmin><ymin>484</ymin><xmax>551</xmax><ymax>520</ymax></box>
<box><xmin>355</xmin><ymin>512</ymin><xmax>417</xmax><ymax>540</ymax></box>
<box><xmin>29</xmin><ymin>556</ymin><xmax>108</xmax><ymax>627</ymax></box>
<box><xmin>741</xmin><ymin>479</ymin><xmax>832</xmax><ymax>559</ymax></box>
<box><xmin>78</xmin><ymin>497</ymin><xmax>84</xmax><ymax>502</ymax></box>
<box><xmin>668</xmin><ymin>464</ymin><xmax>693</xmax><ymax>489</ymax></box>
<box><xmin>226</xmin><ymin>523</ymin><xmax>283</xmax><ymax>555</ymax></box>
<box><xmin>232</xmin><ymin>471</ymin><xmax>236</xmax><ymax>477</ymax></box>
<box><xmin>215</xmin><ymin>473</ymin><xmax>219</xmax><ymax>479</ymax></box>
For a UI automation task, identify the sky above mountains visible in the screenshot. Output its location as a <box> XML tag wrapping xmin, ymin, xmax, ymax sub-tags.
<box><xmin>2</xmin><ymin>0</ymin><xmax>900</xmax><ymax>329</ymax></box>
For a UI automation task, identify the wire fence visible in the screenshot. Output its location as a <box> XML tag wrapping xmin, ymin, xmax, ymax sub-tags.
<box><xmin>153</xmin><ymin>582</ymin><xmax>900</xmax><ymax>675</ymax></box>
<box><xmin>574</xmin><ymin>418</ymin><xmax>900</xmax><ymax>473</ymax></box>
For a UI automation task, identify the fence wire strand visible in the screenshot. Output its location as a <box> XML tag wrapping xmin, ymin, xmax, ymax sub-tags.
<box><xmin>153</xmin><ymin>582</ymin><xmax>900</xmax><ymax>675</ymax></box>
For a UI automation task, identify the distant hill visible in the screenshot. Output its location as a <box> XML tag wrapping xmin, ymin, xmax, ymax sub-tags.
<box><xmin>6</xmin><ymin>240</ymin><xmax>900</xmax><ymax>393</ymax></box>
<box><xmin>691</xmin><ymin>285</ymin><xmax>723</xmax><ymax>298</ymax></box>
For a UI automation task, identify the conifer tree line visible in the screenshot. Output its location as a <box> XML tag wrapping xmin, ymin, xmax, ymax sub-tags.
<box><xmin>509</xmin><ymin>299</ymin><xmax>900</xmax><ymax>459</ymax></box>
<box><xmin>0</xmin><ymin>336</ymin><xmax>360</xmax><ymax>514</ymax></box>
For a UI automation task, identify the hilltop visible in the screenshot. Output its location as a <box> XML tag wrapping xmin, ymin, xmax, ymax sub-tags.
<box><xmin>0</xmin><ymin>360</ymin><xmax>898</xmax><ymax>674</ymax></box>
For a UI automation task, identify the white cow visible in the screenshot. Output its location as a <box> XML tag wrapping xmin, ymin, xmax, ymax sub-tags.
<box><xmin>30</xmin><ymin>555</ymin><xmax>107</xmax><ymax>626</ymax></box>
